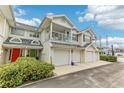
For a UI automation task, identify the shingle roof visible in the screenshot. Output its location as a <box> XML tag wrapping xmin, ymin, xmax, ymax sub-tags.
<box><xmin>15</xmin><ymin>22</ymin><xmax>38</xmax><ymax>31</ymax></box>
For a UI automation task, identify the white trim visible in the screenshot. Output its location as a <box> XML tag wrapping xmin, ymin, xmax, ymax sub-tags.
<box><xmin>31</xmin><ymin>40</ymin><xmax>40</xmax><ymax>45</ymax></box>
<box><xmin>9</xmin><ymin>37</ymin><xmax>22</xmax><ymax>44</ymax></box>
<box><xmin>86</xmin><ymin>43</ymin><xmax>99</xmax><ymax>52</ymax></box>
<box><xmin>2</xmin><ymin>44</ymin><xmax>42</xmax><ymax>49</ymax></box>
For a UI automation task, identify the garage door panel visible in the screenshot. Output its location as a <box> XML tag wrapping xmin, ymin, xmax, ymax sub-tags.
<box><xmin>86</xmin><ymin>51</ymin><xmax>93</xmax><ymax>62</ymax></box>
<box><xmin>73</xmin><ymin>50</ymin><xmax>80</xmax><ymax>63</ymax></box>
<box><xmin>53</xmin><ymin>49</ymin><xmax>69</xmax><ymax>66</ymax></box>
<box><xmin>86</xmin><ymin>51</ymin><xmax>99</xmax><ymax>62</ymax></box>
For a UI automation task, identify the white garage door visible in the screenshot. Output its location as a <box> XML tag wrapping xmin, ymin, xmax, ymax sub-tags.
<box><xmin>86</xmin><ymin>51</ymin><xmax>93</xmax><ymax>62</ymax></box>
<box><xmin>86</xmin><ymin>51</ymin><xmax>99</xmax><ymax>62</ymax></box>
<box><xmin>94</xmin><ymin>52</ymin><xmax>98</xmax><ymax>61</ymax></box>
<box><xmin>72</xmin><ymin>50</ymin><xmax>80</xmax><ymax>63</ymax></box>
<box><xmin>53</xmin><ymin>49</ymin><xmax>69</xmax><ymax>66</ymax></box>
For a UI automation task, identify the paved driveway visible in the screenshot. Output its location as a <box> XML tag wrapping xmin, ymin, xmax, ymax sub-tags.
<box><xmin>21</xmin><ymin>62</ymin><xmax>124</xmax><ymax>88</ymax></box>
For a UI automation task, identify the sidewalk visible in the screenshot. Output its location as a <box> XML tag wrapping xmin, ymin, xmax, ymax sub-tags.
<box><xmin>54</xmin><ymin>61</ymin><xmax>112</xmax><ymax>76</ymax></box>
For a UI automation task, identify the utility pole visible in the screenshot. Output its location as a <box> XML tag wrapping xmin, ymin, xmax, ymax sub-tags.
<box><xmin>99</xmin><ymin>36</ymin><xmax>102</xmax><ymax>54</ymax></box>
<box><xmin>100</xmin><ymin>36</ymin><xmax>101</xmax><ymax>49</ymax></box>
<box><xmin>106</xmin><ymin>34</ymin><xmax>108</xmax><ymax>48</ymax></box>
<box><xmin>111</xmin><ymin>45</ymin><xmax>114</xmax><ymax>56</ymax></box>
<box><xmin>106</xmin><ymin>35</ymin><xmax>109</xmax><ymax>55</ymax></box>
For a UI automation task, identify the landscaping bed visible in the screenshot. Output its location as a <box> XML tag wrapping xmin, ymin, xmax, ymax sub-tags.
<box><xmin>0</xmin><ymin>57</ymin><xmax>55</xmax><ymax>88</ymax></box>
<box><xmin>100</xmin><ymin>55</ymin><xmax>117</xmax><ymax>62</ymax></box>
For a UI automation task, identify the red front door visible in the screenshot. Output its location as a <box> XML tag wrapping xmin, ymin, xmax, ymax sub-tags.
<box><xmin>11</xmin><ymin>48</ymin><xmax>20</xmax><ymax>62</ymax></box>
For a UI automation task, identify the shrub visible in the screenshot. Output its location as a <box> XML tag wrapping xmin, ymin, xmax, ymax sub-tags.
<box><xmin>100</xmin><ymin>55</ymin><xmax>117</xmax><ymax>62</ymax></box>
<box><xmin>0</xmin><ymin>57</ymin><xmax>54</xmax><ymax>88</ymax></box>
<box><xmin>107</xmin><ymin>56</ymin><xmax>117</xmax><ymax>62</ymax></box>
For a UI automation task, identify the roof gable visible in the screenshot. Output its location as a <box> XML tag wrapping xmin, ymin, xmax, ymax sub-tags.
<box><xmin>48</xmin><ymin>15</ymin><xmax>76</xmax><ymax>29</ymax></box>
<box><xmin>83</xmin><ymin>28</ymin><xmax>96</xmax><ymax>39</ymax></box>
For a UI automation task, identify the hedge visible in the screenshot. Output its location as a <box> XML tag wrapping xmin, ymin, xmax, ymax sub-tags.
<box><xmin>100</xmin><ymin>55</ymin><xmax>117</xmax><ymax>62</ymax></box>
<box><xmin>0</xmin><ymin>57</ymin><xmax>55</xmax><ymax>88</ymax></box>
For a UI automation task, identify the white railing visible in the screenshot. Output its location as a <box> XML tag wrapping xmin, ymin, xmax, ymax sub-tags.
<box><xmin>52</xmin><ymin>31</ymin><xmax>78</xmax><ymax>43</ymax></box>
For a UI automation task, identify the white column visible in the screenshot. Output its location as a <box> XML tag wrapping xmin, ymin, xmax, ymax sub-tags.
<box><xmin>50</xmin><ymin>21</ymin><xmax>53</xmax><ymax>40</ymax></box>
<box><xmin>69</xmin><ymin>49</ymin><xmax>71</xmax><ymax>65</ymax></box>
<box><xmin>3</xmin><ymin>18</ymin><xmax>6</xmax><ymax>40</ymax></box>
<box><xmin>70</xmin><ymin>29</ymin><xmax>73</xmax><ymax>42</ymax></box>
<box><xmin>25</xmin><ymin>48</ymin><xmax>28</xmax><ymax>57</ymax></box>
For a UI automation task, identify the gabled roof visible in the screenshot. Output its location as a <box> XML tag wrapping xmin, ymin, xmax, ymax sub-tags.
<box><xmin>38</xmin><ymin>14</ymin><xmax>77</xmax><ymax>31</ymax></box>
<box><xmin>47</xmin><ymin>14</ymin><xmax>76</xmax><ymax>27</ymax></box>
<box><xmin>15</xmin><ymin>22</ymin><xmax>38</xmax><ymax>32</ymax></box>
<box><xmin>85</xmin><ymin>42</ymin><xmax>99</xmax><ymax>51</ymax></box>
<box><xmin>3</xmin><ymin>37</ymin><xmax>43</xmax><ymax>47</ymax></box>
<box><xmin>78</xmin><ymin>28</ymin><xmax>97</xmax><ymax>39</ymax></box>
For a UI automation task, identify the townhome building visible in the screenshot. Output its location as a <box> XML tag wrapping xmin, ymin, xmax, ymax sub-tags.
<box><xmin>0</xmin><ymin>6</ymin><xmax>99</xmax><ymax>66</ymax></box>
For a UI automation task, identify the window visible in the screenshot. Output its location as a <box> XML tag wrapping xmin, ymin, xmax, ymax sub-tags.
<box><xmin>11</xmin><ymin>28</ymin><xmax>25</xmax><ymax>36</ymax></box>
<box><xmin>83</xmin><ymin>35</ymin><xmax>85</xmax><ymax>42</ymax></box>
<box><xmin>29</xmin><ymin>32</ymin><xmax>39</xmax><ymax>38</ymax></box>
<box><xmin>85</xmin><ymin>35</ymin><xmax>91</xmax><ymax>42</ymax></box>
<box><xmin>72</xmin><ymin>34</ymin><xmax>78</xmax><ymax>41</ymax></box>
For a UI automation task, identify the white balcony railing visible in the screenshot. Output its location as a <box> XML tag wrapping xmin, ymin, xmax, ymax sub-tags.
<box><xmin>52</xmin><ymin>31</ymin><xmax>78</xmax><ymax>43</ymax></box>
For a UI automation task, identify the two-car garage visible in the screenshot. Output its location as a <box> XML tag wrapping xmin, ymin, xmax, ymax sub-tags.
<box><xmin>52</xmin><ymin>48</ymin><xmax>81</xmax><ymax>66</ymax></box>
<box><xmin>51</xmin><ymin>44</ymin><xmax>99</xmax><ymax>66</ymax></box>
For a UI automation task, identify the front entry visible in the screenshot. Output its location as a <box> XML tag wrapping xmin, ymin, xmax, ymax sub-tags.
<box><xmin>11</xmin><ymin>48</ymin><xmax>20</xmax><ymax>62</ymax></box>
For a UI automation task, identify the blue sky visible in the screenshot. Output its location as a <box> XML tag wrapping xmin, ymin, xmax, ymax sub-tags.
<box><xmin>13</xmin><ymin>5</ymin><xmax>124</xmax><ymax>48</ymax></box>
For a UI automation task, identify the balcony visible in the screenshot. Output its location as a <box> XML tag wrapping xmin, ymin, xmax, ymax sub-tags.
<box><xmin>52</xmin><ymin>31</ymin><xmax>78</xmax><ymax>43</ymax></box>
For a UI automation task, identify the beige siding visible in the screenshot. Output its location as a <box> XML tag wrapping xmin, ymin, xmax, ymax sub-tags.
<box><xmin>53</xmin><ymin>17</ymin><xmax>73</xmax><ymax>28</ymax></box>
<box><xmin>41</xmin><ymin>41</ymin><xmax>51</xmax><ymax>63</ymax></box>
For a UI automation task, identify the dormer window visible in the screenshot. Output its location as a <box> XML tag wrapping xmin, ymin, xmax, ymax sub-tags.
<box><xmin>9</xmin><ymin>37</ymin><xmax>22</xmax><ymax>43</ymax></box>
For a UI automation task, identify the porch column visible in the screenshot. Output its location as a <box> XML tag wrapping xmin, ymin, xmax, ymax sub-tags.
<box><xmin>0</xmin><ymin>46</ymin><xmax>4</xmax><ymax>64</ymax></box>
<box><xmin>69</xmin><ymin>49</ymin><xmax>71</xmax><ymax>65</ymax></box>
<box><xmin>70</xmin><ymin>29</ymin><xmax>73</xmax><ymax>42</ymax></box>
<box><xmin>25</xmin><ymin>48</ymin><xmax>28</xmax><ymax>57</ymax></box>
<box><xmin>50</xmin><ymin>21</ymin><xmax>53</xmax><ymax>40</ymax></box>
<box><xmin>3</xmin><ymin>18</ymin><xmax>6</xmax><ymax>40</ymax></box>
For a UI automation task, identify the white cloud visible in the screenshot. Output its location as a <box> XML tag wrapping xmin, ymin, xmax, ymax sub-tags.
<box><xmin>101</xmin><ymin>37</ymin><xmax>124</xmax><ymax>43</ymax></box>
<box><xmin>88</xmin><ymin>5</ymin><xmax>118</xmax><ymax>14</ymax></box>
<box><xmin>46</xmin><ymin>12</ymin><xmax>54</xmax><ymax>16</ymax></box>
<box><xmin>14</xmin><ymin>8</ymin><xmax>26</xmax><ymax>17</ymax></box>
<box><xmin>79</xmin><ymin>5</ymin><xmax>124</xmax><ymax>30</ymax></box>
<box><xmin>78</xmin><ymin>16</ymin><xmax>84</xmax><ymax>23</ymax></box>
<box><xmin>96</xmin><ymin>37</ymin><xmax>124</xmax><ymax>48</ymax></box>
<box><xmin>84</xmin><ymin>13</ymin><xmax>94</xmax><ymax>21</ymax></box>
<box><xmin>32</xmin><ymin>18</ymin><xmax>41</xmax><ymax>24</ymax></box>
<box><xmin>15</xmin><ymin>17</ymin><xmax>41</xmax><ymax>26</ymax></box>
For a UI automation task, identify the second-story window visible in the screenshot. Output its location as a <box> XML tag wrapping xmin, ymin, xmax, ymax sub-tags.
<box><xmin>84</xmin><ymin>34</ymin><xmax>91</xmax><ymax>42</ymax></box>
<box><xmin>83</xmin><ymin>35</ymin><xmax>85</xmax><ymax>42</ymax></box>
<box><xmin>29</xmin><ymin>33</ymin><xmax>39</xmax><ymax>38</ymax></box>
<box><xmin>72</xmin><ymin>34</ymin><xmax>78</xmax><ymax>41</ymax></box>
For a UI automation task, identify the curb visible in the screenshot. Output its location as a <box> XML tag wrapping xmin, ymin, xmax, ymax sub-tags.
<box><xmin>17</xmin><ymin>62</ymin><xmax>112</xmax><ymax>88</ymax></box>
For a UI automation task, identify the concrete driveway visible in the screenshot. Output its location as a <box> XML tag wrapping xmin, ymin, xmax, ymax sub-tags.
<box><xmin>21</xmin><ymin>62</ymin><xmax>124</xmax><ymax>88</ymax></box>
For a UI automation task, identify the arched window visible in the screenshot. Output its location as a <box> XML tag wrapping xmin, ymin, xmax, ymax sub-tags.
<box><xmin>9</xmin><ymin>37</ymin><xmax>22</xmax><ymax>43</ymax></box>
